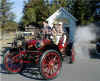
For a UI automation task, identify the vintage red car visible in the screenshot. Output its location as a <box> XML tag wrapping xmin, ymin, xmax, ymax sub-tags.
<box><xmin>3</xmin><ymin>32</ymin><xmax>75</xmax><ymax>80</ymax></box>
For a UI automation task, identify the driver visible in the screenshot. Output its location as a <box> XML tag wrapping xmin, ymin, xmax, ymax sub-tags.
<box><xmin>51</xmin><ymin>22</ymin><xmax>67</xmax><ymax>46</ymax></box>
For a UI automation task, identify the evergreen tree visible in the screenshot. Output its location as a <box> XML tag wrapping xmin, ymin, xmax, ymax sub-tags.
<box><xmin>21</xmin><ymin>0</ymin><xmax>49</xmax><ymax>27</ymax></box>
<box><xmin>0</xmin><ymin>0</ymin><xmax>16</xmax><ymax>37</ymax></box>
<box><xmin>21</xmin><ymin>0</ymin><xmax>97</xmax><ymax>28</ymax></box>
<box><xmin>21</xmin><ymin>0</ymin><xmax>68</xmax><ymax>28</ymax></box>
<box><xmin>72</xmin><ymin>0</ymin><xmax>96</xmax><ymax>25</ymax></box>
<box><xmin>48</xmin><ymin>0</ymin><xmax>68</xmax><ymax>15</ymax></box>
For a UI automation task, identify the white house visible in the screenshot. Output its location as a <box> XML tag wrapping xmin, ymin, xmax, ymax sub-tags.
<box><xmin>47</xmin><ymin>7</ymin><xmax>77</xmax><ymax>41</ymax></box>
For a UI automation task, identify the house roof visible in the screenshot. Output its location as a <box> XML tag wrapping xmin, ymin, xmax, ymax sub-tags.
<box><xmin>47</xmin><ymin>7</ymin><xmax>78</xmax><ymax>22</ymax></box>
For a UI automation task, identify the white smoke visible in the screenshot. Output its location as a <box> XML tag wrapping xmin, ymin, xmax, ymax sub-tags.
<box><xmin>74</xmin><ymin>24</ymin><xmax>97</xmax><ymax>61</ymax></box>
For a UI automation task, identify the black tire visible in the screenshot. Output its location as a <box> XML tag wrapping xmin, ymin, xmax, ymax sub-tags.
<box><xmin>3</xmin><ymin>50</ymin><xmax>23</xmax><ymax>73</ymax></box>
<box><xmin>40</xmin><ymin>50</ymin><xmax>62</xmax><ymax>80</ymax></box>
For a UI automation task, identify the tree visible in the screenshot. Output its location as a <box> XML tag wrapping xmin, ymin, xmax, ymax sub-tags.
<box><xmin>4</xmin><ymin>21</ymin><xmax>18</xmax><ymax>31</ymax></box>
<box><xmin>48</xmin><ymin>0</ymin><xmax>68</xmax><ymax>15</ymax></box>
<box><xmin>90</xmin><ymin>0</ymin><xmax>99</xmax><ymax>22</ymax></box>
<box><xmin>0</xmin><ymin>0</ymin><xmax>16</xmax><ymax>38</ymax></box>
<box><xmin>72</xmin><ymin>0</ymin><xmax>96</xmax><ymax>25</ymax></box>
<box><xmin>21</xmin><ymin>0</ymin><xmax>68</xmax><ymax>29</ymax></box>
<box><xmin>21</xmin><ymin>0</ymin><xmax>49</xmax><ymax>27</ymax></box>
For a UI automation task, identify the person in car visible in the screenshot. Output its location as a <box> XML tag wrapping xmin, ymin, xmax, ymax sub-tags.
<box><xmin>42</xmin><ymin>21</ymin><xmax>52</xmax><ymax>39</ymax></box>
<box><xmin>51</xmin><ymin>22</ymin><xmax>67</xmax><ymax>46</ymax></box>
<box><xmin>51</xmin><ymin>23</ymin><xmax>57</xmax><ymax>43</ymax></box>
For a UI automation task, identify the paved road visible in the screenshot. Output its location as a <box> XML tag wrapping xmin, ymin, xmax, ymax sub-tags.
<box><xmin>0</xmin><ymin>55</ymin><xmax>100</xmax><ymax>81</ymax></box>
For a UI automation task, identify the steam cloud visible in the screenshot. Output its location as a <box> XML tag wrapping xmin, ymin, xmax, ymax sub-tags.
<box><xmin>74</xmin><ymin>23</ymin><xmax>100</xmax><ymax>61</ymax></box>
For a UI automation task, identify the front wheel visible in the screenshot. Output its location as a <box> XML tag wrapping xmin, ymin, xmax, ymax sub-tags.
<box><xmin>40</xmin><ymin>50</ymin><xmax>62</xmax><ymax>80</ymax></box>
<box><xmin>3</xmin><ymin>51</ymin><xmax>23</xmax><ymax>73</ymax></box>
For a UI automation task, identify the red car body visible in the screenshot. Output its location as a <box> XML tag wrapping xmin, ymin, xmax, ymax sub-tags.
<box><xmin>3</xmin><ymin>35</ymin><xmax>75</xmax><ymax>80</ymax></box>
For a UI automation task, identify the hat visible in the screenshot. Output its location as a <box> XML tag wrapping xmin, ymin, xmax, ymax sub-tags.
<box><xmin>58</xmin><ymin>22</ymin><xmax>63</xmax><ymax>25</ymax></box>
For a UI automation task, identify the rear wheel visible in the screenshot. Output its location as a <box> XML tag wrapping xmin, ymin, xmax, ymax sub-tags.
<box><xmin>3</xmin><ymin>51</ymin><xmax>23</xmax><ymax>73</ymax></box>
<box><xmin>40</xmin><ymin>50</ymin><xmax>62</xmax><ymax>80</ymax></box>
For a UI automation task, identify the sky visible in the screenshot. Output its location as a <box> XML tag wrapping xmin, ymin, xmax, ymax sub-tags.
<box><xmin>10</xmin><ymin>0</ymin><xmax>28</xmax><ymax>23</ymax></box>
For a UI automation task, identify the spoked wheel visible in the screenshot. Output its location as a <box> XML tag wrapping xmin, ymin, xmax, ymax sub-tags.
<box><xmin>40</xmin><ymin>50</ymin><xmax>62</xmax><ymax>80</ymax></box>
<box><xmin>3</xmin><ymin>51</ymin><xmax>23</xmax><ymax>73</ymax></box>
